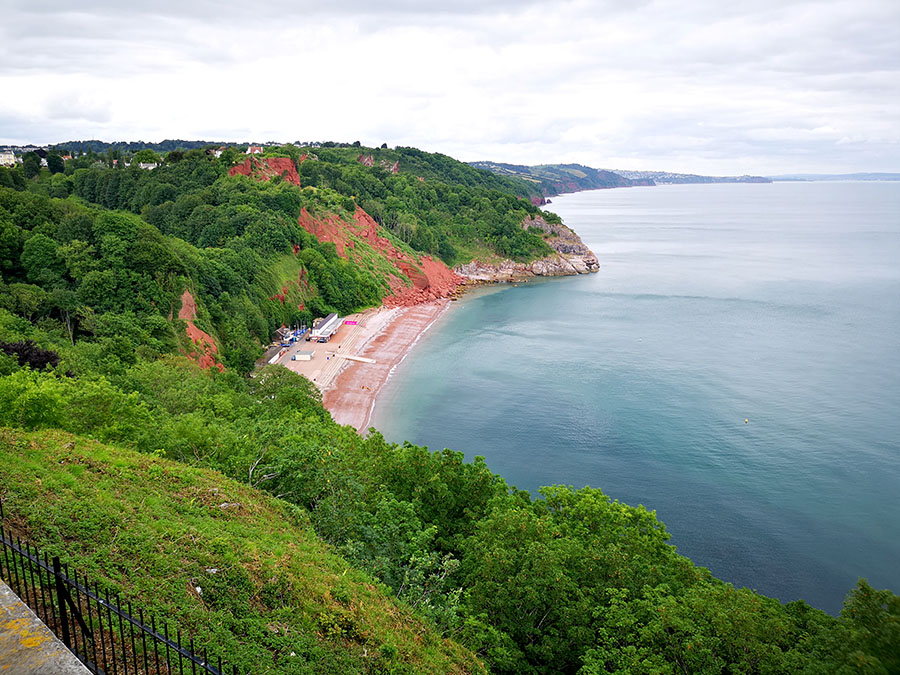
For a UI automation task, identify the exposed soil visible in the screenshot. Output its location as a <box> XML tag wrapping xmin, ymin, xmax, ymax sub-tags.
<box><xmin>178</xmin><ymin>290</ymin><xmax>224</xmax><ymax>372</ymax></box>
<box><xmin>228</xmin><ymin>156</ymin><xmax>302</xmax><ymax>186</ymax></box>
<box><xmin>295</xmin><ymin>207</ymin><xmax>464</xmax><ymax>308</ymax></box>
<box><xmin>297</xmin><ymin>208</ymin><xmax>351</xmax><ymax>256</ymax></box>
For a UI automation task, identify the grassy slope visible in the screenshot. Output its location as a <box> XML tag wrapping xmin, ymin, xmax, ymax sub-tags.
<box><xmin>0</xmin><ymin>427</ymin><xmax>484</xmax><ymax>675</ymax></box>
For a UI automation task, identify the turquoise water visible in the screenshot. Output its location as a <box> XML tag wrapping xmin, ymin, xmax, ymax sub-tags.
<box><xmin>371</xmin><ymin>182</ymin><xmax>900</xmax><ymax>615</ymax></box>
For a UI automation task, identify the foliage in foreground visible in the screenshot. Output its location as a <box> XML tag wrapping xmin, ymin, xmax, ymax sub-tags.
<box><xmin>0</xmin><ymin>344</ymin><xmax>898</xmax><ymax>674</ymax></box>
<box><xmin>0</xmin><ymin>427</ymin><xmax>482</xmax><ymax>675</ymax></box>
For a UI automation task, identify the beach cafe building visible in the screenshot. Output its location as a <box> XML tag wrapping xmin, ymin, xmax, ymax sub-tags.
<box><xmin>311</xmin><ymin>313</ymin><xmax>341</xmax><ymax>340</ymax></box>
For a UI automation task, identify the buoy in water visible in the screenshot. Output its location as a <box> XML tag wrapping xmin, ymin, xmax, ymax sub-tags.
<box><xmin>745</xmin><ymin>418</ymin><xmax>749</xmax><ymax>424</ymax></box>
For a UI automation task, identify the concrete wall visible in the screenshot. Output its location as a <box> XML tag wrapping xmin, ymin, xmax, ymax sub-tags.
<box><xmin>0</xmin><ymin>581</ymin><xmax>91</xmax><ymax>674</ymax></box>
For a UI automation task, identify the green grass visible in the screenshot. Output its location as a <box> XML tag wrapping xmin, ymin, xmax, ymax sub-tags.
<box><xmin>0</xmin><ymin>428</ymin><xmax>484</xmax><ymax>675</ymax></box>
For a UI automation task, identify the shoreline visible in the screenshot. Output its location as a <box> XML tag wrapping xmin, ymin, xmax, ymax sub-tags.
<box><xmin>317</xmin><ymin>276</ymin><xmax>573</xmax><ymax>432</ymax></box>
<box><xmin>321</xmin><ymin>299</ymin><xmax>454</xmax><ymax>431</ymax></box>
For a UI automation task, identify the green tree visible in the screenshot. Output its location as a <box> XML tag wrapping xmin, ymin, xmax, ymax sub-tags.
<box><xmin>4</xmin><ymin>283</ymin><xmax>49</xmax><ymax>320</ymax></box>
<box><xmin>46</xmin><ymin>153</ymin><xmax>65</xmax><ymax>174</ymax></box>
<box><xmin>21</xmin><ymin>233</ymin><xmax>65</xmax><ymax>288</ymax></box>
<box><xmin>219</xmin><ymin>147</ymin><xmax>238</xmax><ymax>166</ymax></box>
<box><xmin>0</xmin><ymin>221</ymin><xmax>23</xmax><ymax>272</ymax></box>
<box><xmin>131</xmin><ymin>149</ymin><xmax>160</xmax><ymax>165</ymax></box>
<box><xmin>22</xmin><ymin>152</ymin><xmax>41</xmax><ymax>179</ymax></box>
<box><xmin>0</xmin><ymin>166</ymin><xmax>27</xmax><ymax>190</ymax></box>
<box><xmin>49</xmin><ymin>287</ymin><xmax>80</xmax><ymax>344</ymax></box>
<box><xmin>803</xmin><ymin>580</ymin><xmax>900</xmax><ymax>674</ymax></box>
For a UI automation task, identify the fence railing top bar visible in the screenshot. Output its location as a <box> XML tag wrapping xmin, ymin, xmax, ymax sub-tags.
<box><xmin>1</xmin><ymin>531</ymin><xmax>53</xmax><ymax>572</ymax></box>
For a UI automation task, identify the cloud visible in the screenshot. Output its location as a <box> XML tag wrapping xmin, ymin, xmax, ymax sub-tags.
<box><xmin>45</xmin><ymin>93</ymin><xmax>112</xmax><ymax>124</ymax></box>
<box><xmin>1</xmin><ymin>0</ymin><xmax>898</xmax><ymax>173</ymax></box>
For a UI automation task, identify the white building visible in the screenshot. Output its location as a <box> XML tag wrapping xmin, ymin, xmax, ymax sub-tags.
<box><xmin>311</xmin><ymin>313</ymin><xmax>341</xmax><ymax>340</ymax></box>
<box><xmin>0</xmin><ymin>151</ymin><xmax>16</xmax><ymax>167</ymax></box>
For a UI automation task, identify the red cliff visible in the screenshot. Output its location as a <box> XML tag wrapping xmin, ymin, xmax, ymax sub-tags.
<box><xmin>295</xmin><ymin>207</ymin><xmax>463</xmax><ymax>308</ymax></box>
<box><xmin>228</xmin><ymin>157</ymin><xmax>301</xmax><ymax>186</ymax></box>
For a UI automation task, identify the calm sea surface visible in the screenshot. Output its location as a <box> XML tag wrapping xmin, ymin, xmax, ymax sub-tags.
<box><xmin>371</xmin><ymin>182</ymin><xmax>900</xmax><ymax>614</ymax></box>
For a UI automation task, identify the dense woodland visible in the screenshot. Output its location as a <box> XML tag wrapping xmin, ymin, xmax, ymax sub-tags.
<box><xmin>0</xmin><ymin>146</ymin><xmax>552</xmax><ymax>372</ymax></box>
<box><xmin>1</xmin><ymin>146</ymin><xmax>898</xmax><ymax>674</ymax></box>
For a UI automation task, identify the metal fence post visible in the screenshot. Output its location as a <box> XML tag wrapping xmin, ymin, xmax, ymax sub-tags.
<box><xmin>52</xmin><ymin>556</ymin><xmax>72</xmax><ymax>649</ymax></box>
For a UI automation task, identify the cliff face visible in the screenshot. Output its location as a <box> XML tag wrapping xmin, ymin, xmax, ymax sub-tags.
<box><xmin>296</xmin><ymin>206</ymin><xmax>463</xmax><ymax>307</ymax></box>
<box><xmin>228</xmin><ymin>156</ymin><xmax>303</xmax><ymax>185</ymax></box>
<box><xmin>177</xmin><ymin>289</ymin><xmax>225</xmax><ymax>371</ymax></box>
<box><xmin>455</xmin><ymin>215</ymin><xmax>599</xmax><ymax>282</ymax></box>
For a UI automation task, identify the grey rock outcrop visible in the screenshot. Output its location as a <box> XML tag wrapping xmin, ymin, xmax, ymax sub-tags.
<box><xmin>455</xmin><ymin>215</ymin><xmax>598</xmax><ymax>282</ymax></box>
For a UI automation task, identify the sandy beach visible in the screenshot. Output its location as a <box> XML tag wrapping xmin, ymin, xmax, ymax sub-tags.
<box><xmin>320</xmin><ymin>300</ymin><xmax>453</xmax><ymax>431</ymax></box>
<box><xmin>267</xmin><ymin>299</ymin><xmax>454</xmax><ymax>431</ymax></box>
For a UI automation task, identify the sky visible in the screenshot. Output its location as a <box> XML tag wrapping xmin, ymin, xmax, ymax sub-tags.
<box><xmin>1</xmin><ymin>0</ymin><xmax>898</xmax><ymax>175</ymax></box>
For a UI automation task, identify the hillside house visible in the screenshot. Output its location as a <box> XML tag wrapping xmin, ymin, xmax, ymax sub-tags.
<box><xmin>245</xmin><ymin>146</ymin><xmax>263</xmax><ymax>155</ymax></box>
<box><xmin>0</xmin><ymin>151</ymin><xmax>15</xmax><ymax>167</ymax></box>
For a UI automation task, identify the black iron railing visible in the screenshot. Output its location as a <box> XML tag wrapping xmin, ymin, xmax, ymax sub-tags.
<box><xmin>0</xmin><ymin>501</ymin><xmax>239</xmax><ymax>675</ymax></box>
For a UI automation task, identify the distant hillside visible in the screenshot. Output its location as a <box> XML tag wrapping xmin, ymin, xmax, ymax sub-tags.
<box><xmin>51</xmin><ymin>139</ymin><xmax>225</xmax><ymax>154</ymax></box>
<box><xmin>470</xmin><ymin>162</ymin><xmax>773</xmax><ymax>200</ymax></box>
<box><xmin>614</xmin><ymin>169</ymin><xmax>771</xmax><ymax>184</ymax></box>
<box><xmin>769</xmin><ymin>172</ymin><xmax>900</xmax><ymax>181</ymax></box>
<box><xmin>469</xmin><ymin>161</ymin><xmax>649</xmax><ymax>202</ymax></box>
<box><xmin>0</xmin><ymin>141</ymin><xmax>567</xmax><ymax>374</ymax></box>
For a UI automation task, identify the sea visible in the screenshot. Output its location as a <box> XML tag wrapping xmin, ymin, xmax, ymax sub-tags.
<box><xmin>371</xmin><ymin>181</ymin><xmax>900</xmax><ymax>615</ymax></box>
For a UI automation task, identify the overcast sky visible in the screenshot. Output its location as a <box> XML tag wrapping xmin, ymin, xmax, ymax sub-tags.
<box><xmin>2</xmin><ymin>0</ymin><xmax>898</xmax><ymax>174</ymax></box>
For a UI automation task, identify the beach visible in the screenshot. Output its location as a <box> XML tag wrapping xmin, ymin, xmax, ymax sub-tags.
<box><xmin>269</xmin><ymin>299</ymin><xmax>453</xmax><ymax>431</ymax></box>
<box><xmin>321</xmin><ymin>300</ymin><xmax>453</xmax><ymax>430</ymax></box>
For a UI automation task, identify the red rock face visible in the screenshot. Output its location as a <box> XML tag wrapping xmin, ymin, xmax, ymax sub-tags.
<box><xmin>228</xmin><ymin>157</ymin><xmax>301</xmax><ymax>186</ymax></box>
<box><xmin>383</xmin><ymin>255</ymin><xmax>462</xmax><ymax>308</ymax></box>
<box><xmin>295</xmin><ymin>206</ymin><xmax>463</xmax><ymax>308</ymax></box>
<box><xmin>395</xmin><ymin>261</ymin><xmax>430</xmax><ymax>289</ymax></box>
<box><xmin>296</xmin><ymin>208</ymin><xmax>351</xmax><ymax>256</ymax></box>
<box><xmin>177</xmin><ymin>289</ymin><xmax>225</xmax><ymax>371</ymax></box>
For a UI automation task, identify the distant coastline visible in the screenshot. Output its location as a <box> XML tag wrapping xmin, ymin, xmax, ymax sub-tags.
<box><xmin>469</xmin><ymin>160</ymin><xmax>773</xmax><ymax>205</ymax></box>
<box><xmin>767</xmin><ymin>172</ymin><xmax>900</xmax><ymax>181</ymax></box>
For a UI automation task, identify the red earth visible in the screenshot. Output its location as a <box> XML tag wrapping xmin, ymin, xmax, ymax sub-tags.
<box><xmin>228</xmin><ymin>156</ymin><xmax>301</xmax><ymax>186</ymax></box>
<box><xmin>177</xmin><ymin>290</ymin><xmax>224</xmax><ymax>371</ymax></box>
<box><xmin>230</xmin><ymin>162</ymin><xmax>463</xmax><ymax>310</ymax></box>
<box><xmin>295</xmin><ymin>206</ymin><xmax>463</xmax><ymax>308</ymax></box>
